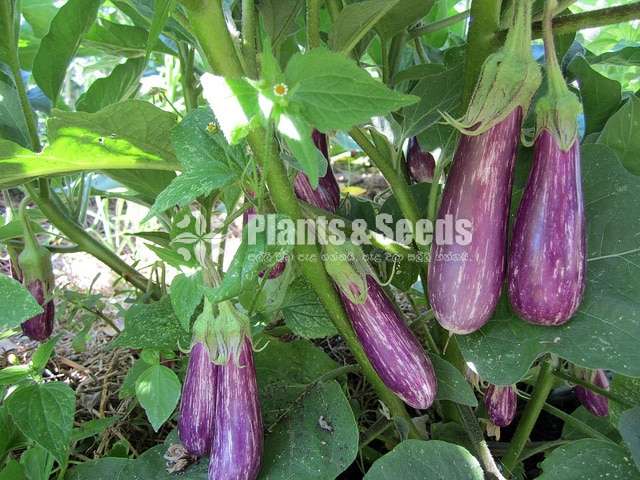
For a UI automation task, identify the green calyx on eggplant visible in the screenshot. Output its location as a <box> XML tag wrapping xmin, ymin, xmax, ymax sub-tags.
<box><xmin>507</xmin><ymin>0</ymin><xmax>585</xmax><ymax>326</ymax></box>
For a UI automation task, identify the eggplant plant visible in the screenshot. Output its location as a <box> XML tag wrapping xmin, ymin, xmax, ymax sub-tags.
<box><xmin>0</xmin><ymin>0</ymin><xmax>639</xmax><ymax>479</ymax></box>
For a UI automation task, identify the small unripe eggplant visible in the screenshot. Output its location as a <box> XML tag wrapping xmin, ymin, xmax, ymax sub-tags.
<box><xmin>407</xmin><ymin>137</ymin><xmax>435</xmax><ymax>183</ymax></box>
<box><xmin>339</xmin><ymin>276</ymin><xmax>437</xmax><ymax>409</ymax></box>
<box><xmin>209</xmin><ymin>336</ymin><xmax>263</xmax><ymax>480</ymax></box>
<box><xmin>508</xmin><ymin>133</ymin><xmax>585</xmax><ymax>325</ymax></box>
<box><xmin>21</xmin><ymin>281</ymin><xmax>55</xmax><ymax>341</ymax></box>
<box><xmin>428</xmin><ymin>108</ymin><xmax>523</xmax><ymax>334</ymax></box>
<box><xmin>485</xmin><ymin>384</ymin><xmax>517</xmax><ymax>427</ymax></box>
<box><xmin>294</xmin><ymin>130</ymin><xmax>340</xmax><ymax>213</ymax></box>
<box><xmin>575</xmin><ymin>369</ymin><xmax>609</xmax><ymax>417</ymax></box>
<box><xmin>178</xmin><ymin>341</ymin><xmax>217</xmax><ymax>456</ymax></box>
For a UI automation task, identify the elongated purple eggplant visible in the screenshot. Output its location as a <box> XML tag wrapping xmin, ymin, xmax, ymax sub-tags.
<box><xmin>294</xmin><ymin>130</ymin><xmax>340</xmax><ymax>213</ymax></box>
<box><xmin>178</xmin><ymin>341</ymin><xmax>217</xmax><ymax>456</ymax></box>
<box><xmin>575</xmin><ymin>369</ymin><xmax>609</xmax><ymax>417</ymax></box>
<box><xmin>508</xmin><ymin>134</ymin><xmax>585</xmax><ymax>325</ymax></box>
<box><xmin>507</xmin><ymin>0</ymin><xmax>585</xmax><ymax>326</ymax></box>
<box><xmin>429</xmin><ymin>0</ymin><xmax>540</xmax><ymax>334</ymax></box>
<box><xmin>21</xmin><ymin>281</ymin><xmax>55</xmax><ymax>341</ymax></box>
<box><xmin>339</xmin><ymin>275</ymin><xmax>437</xmax><ymax>409</ymax></box>
<box><xmin>209</xmin><ymin>335</ymin><xmax>262</xmax><ymax>480</ymax></box>
<box><xmin>428</xmin><ymin>108</ymin><xmax>523</xmax><ymax>334</ymax></box>
<box><xmin>485</xmin><ymin>384</ymin><xmax>517</xmax><ymax>427</ymax></box>
<box><xmin>407</xmin><ymin>137</ymin><xmax>435</xmax><ymax>183</ymax></box>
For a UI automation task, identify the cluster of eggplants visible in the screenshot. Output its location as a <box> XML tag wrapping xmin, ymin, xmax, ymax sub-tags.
<box><xmin>406</xmin><ymin>137</ymin><xmax>435</xmax><ymax>183</ymax></box>
<box><xmin>484</xmin><ymin>384</ymin><xmax>517</xmax><ymax>427</ymax></box>
<box><xmin>428</xmin><ymin>108</ymin><xmax>524</xmax><ymax>334</ymax></box>
<box><xmin>575</xmin><ymin>369</ymin><xmax>609</xmax><ymax>417</ymax></box>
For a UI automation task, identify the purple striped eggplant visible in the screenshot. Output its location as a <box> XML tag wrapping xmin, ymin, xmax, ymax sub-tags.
<box><xmin>407</xmin><ymin>137</ymin><xmax>435</xmax><ymax>183</ymax></box>
<box><xmin>428</xmin><ymin>108</ymin><xmax>523</xmax><ymax>334</ymax></box>
<box><xmin>209</xmin><ymin>335</ymin><xmax>262</xmax><ymax>480</ymax></box>
<box><xmin>507</xmin><ymin>0</ymin><xmax>585</xmax><ymax>326</ymax></box>
<box><xmin>508</xmin><ymin>134</ymin><xmax>585</xmax><ymax>325</ymax></box>
<box><xmin>18</xmin><ymin>203</ymin><xmax>55</xmax><ymax>342</ymax></box>
<box><xmin>339</xmin><ymin>275</ymin><xmax>437</xmax><ymax>409</ymax></box>
<box><xmin>178</xmin><ymin>341</ymin><xmax>217</xmax><ymax>456</ymax></box>
<box><xmin>294</xmin><ymin>130</ymin><xmax>340</xmax><ymax>213</ymax></box>
<box><xmin>485</xmin><ymin>384</ymin><xmax>517</xmax><ymax>427</ymax></box>
<box><xmin>575</xmin><ymin>369</ymin><xmax>609</xmax><ymax>417</ymax></box>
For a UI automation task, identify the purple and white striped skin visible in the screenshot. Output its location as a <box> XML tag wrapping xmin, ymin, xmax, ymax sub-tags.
<box><xmin>407</xmin><ymin>137</ymin><xmax>435</xmax><ymax>183</ymax></box>
<box><xmin>21</xmin><ymin>280</ymin><xmax>54</xmax><ymax>342</ymax></box>
<box><xmin>294</xmin><ymin>130</ymin><xmax>340</xmax><ymax>213</ymax></box>
<box><xmin>428</xmin><ymin>108</ymin><xmax>524</xmax><ymax>334</ymax></box>
<box><xmin>485</xmin><ymin>384</ymin><xmax>517</xmax><ymax>427</ymax></box>
<box><xmin>178</xmin><ymin>341</ymin><xmax>217</xmax><ymax>456</ymax></box>
<box><xmin>209</xmin><ymin>336</ymin><xmax>263</xmax><ymax>480</ymax></box>
<box><xmin>508</xmin><ymin>133</ymin><xmax>585</xmax><ymax>325</ymax></box>
<box><xmin>339</xmin><ymin>276</ymin><xmax>437</xmax><ymax>409</ymax></box>
<box><xmin>575</xmin><ymin>369</ymin><xmax>609</xmax><ymax>417</ymax></box>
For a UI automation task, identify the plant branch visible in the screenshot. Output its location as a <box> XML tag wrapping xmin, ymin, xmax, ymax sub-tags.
<box><xmin>306</xmin><ymin>0</ymin><xmax>322</xmax><ymax>49</ymax></box>
<box><xmin>409</xmin><ymin>10</ymin><xmax>470</xmax><ymax>39</ymax></box>
<box><xmin>531</xmin><ymin>1</ymin><xmax>640</xmax><ymax>38</ymax></box>
<box><xmin>241</xmin><ymin>0</ymin><xmax>258</xmax><ymax>78</ymax></box>
<box><xmin>540</xmin><ymin>400</ymin><xmax>613</xmax><ymax>444</ymax></box>
<box><xmin>25</xmin><ymin>182</ymin><xmax>160</xmax><ymax>299</ymax></box>
<box><xmin>180</xmin><ymin>0</ymin><xmax>420</xmax><ymax>438</ymax></box>
<box><xmin>501</xmin><ymin>359</ymin><xmax>556</xmax><ymax>475</ymax></box>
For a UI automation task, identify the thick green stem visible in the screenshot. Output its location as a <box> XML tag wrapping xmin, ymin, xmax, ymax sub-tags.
<box><xmin>306</xmin><ymin>0</ymin><xmax>322</xmax><ymax>49</ymax></box>
<box><xmin>542</xmin><ymin>0</ymin><xmax>567</xmax><ymax>96</ymax></box>
<box><xmin>25</xmin><ymin>182</ymin><xmax>160</xmax><ymax>299</ymax></box>
<box><xmin>241</xmin><ymin>0</ymin><xmax>258</xmax><ymax>78</ymax></box>
<box><xmin>463</xmin><ymin>0</ymin><xmax>503</xmax><ymax>105</ymax></box>
<box><xmin>501</xmin><ymin>360</ymin><xmax>556</xmax><ymax>475</ymax></box>
<box><xmin>180</xmin><ymin>0</ymin><xmax>419</xmax><ymax>436</ymax></box>
<box><xmin>326</xmin><ymin>0</ymin><xmax>342</xmax><ymax>21</ymax></box>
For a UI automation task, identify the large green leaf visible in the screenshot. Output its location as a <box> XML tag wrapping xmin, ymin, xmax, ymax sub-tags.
<box><xmin>6</xmin><ymin>383</ymin><xmax>75</xmax><ymax>463</ymax></box>
<box><xmin>259</xmin><ymin>381</ymin><xmax>358</xmax><ymax>480</ymax></box>
<box><xmin>458</xmin><ymin>144</ymin><xmax>640</xmax><ymax>384</ymax></box>
<box><xmin>363</xmin><ymin>440</ymin><xmax>483</xmax><ymax>480</ymax></box>
<box><xmin>255</xmin><ymin>338</ymin><xmax>338</xmax><ymax>426</ymax></box>
<box><xmin>170</xmin><ymin>271</ymin><xmax>204</xmax><ymax>331</ymax></box>
<box><xmin>76</xmin><ymin>57</ymin><xmax>145</xmax><ymax>113</ymax></box>
<box><xmin>609</xmin><ymin>374</ymin><xmax>640</xmax><ymax>426</ymax></box>
<box><xmin>83</xmin><ymin>19</ymin><xmax>175</xmax><ymax>57</ymax></box>
<box><xmin>591</xmin><ymin>46</ymin><xmax>640</xmax><ymax>67</ymax></box>
<box><xmin>328</xmin><ymin>0</ymin><xmax>399</xmax><ymax>55</ymax></box>
<box><xmin>66</xmin><ymin>458</ymin><xmax>134</xmax><ymax>480</ymax></box>
<box><xmin>0</xmin><ymin>67</ymin><xmax>31</xmax><ymax>148</ymax></box>
<box><xmin>0</xmin><ymin>101</ymin><xmax>179</xmax><ymax>188</ymax></box>
<box><xmin>620</xmin><ymin>407</ymin><xmax>640</xmax><ymax>470</ymax></box>
<box><xmin>135</xmin><ymin>364</ymin><xmax>181</xmax><ymax>432</ymax></box>
<box><xmin>111</xmin><ymin>296</ymin><xmax>190</xmax><ymax>351</ymax></box>
<box><xmin>569</xmin><ymin>56</ymin><xmax>622</xmax><ymax>135</ymax></box>
<box><xmin>374</xmin><ymin>0</ymin><xmax>435</xmax><ymax>40</ymax></box>
<box><xmin>561</xmin><ymin>406</ymin><xmax>621</xmax><ymax>442</ymax></box>
<box><xmin>432</xmin><ymin>356</ymin><xmax>477</xmax><ymax>407</ymax></box>
<box><xmin>538</xmin><ymin>439</ymin><xmax>640</xmax><ymax>480</ymax></box>
<box><xmin>120</xmin><ymin>443</ymin><xmax>208</xmax><ymax>479</ymax></box>
<box><xmin>0</xmin><ymin>274</ymin><xmax>43</xmax><ymax>329</ymax></box>
<box><xmin>280</xmin><ymin>277</ymin><xmax>338</xmax><ymax>339</ymax></box>
<box><xmin>285</xmin><ymin>48</ymin><xmax>418</xmax><ymax>132</ymax></box>
<box><xmin>32</xmin><ymin>0</ymin><xmax>101</xmax><ymax>102</ymax></box>
<box><xmin>258</xmin><ymin>0</ymin><xmax>304</xmax><ymax>49</ymax></box>
<box><xmin>146</xmin><ymin>0</ymin><xmax>176</xmax><ymax>58</ymax></box>
<box><xmin>598</xmin><ymin>96</ymin><xmax>640</xmax><ymax>175</ymax></box>
<box><xmin>21</xmin><ymin>0</ymin><xmax>58</xmax><ymax>38</ymax></box>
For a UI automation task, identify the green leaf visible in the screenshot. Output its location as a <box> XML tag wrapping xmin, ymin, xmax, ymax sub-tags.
<box><xmin>285</xmin><ymin>48</ymin><xmax>418</xmax><ymax>132</ymax></box>
<box><xmin>76</xmin><ymin>57</ymin><xmax>145</xmax><ymax>113</ymax></box>
<box><xmin>609</xmin><ymin>374</ymin><xmax>640</xmax><ymax>427</ymax></box>
<box><xmin>538</xmin><ymin>439</ymin><xmax>640</xmax><ymax>480</ymax></box>
<box><xmin>598</xmin><ymin>96</ymin><xmax>640</xmax><ymax>175</ymax></box>
<box><xmin>277</xmin><ymin>112</ymin><xmax>327</xmax><ymax>188</ymax></box>
<box><xmin>401</xmin><ymin>62</ymin><xmax>464</xmax><ymax>138</ymax></box>
<box><xmin>0</xmin><ymin>365</ymin><xmax>32</xmax><ymax>385</ymax></box>
<box><xmin>569</xmin><ymin>56</ymin><xmax>622</xmax><ymax>135</ymax></box>
<box><xmin>146</xmin><ymin>0</ymin><xmax>176</xmax><ymax>58</ymax></box>
<box><xmin>0</xmin><ymin>274</ymin><xmax>43</xmax><ymax>329</ymax></box>
<box><xmin>83</xmin><ymin>19</ymin><xmax>176</xmax><ymax>57</ymax></box>
<box><xmin>458</xmin><ymin>144</ymin><xmax>640</xmax><ymax>384</ymax></box>
<box><xmin>135</xmin><ymin>364</ymin><xmax>181</xmax><ymax>432</ymax></box>
<box><xmin>561</xmin><ymin>406</ymin><xmax>621</xmax><ymax>442</ymax></box>
<box><xmin>20</xmin><ymin>445</ymin><xmax>53</xmax><ymax>480</ymax></box>
<box><xmin>259</xmin><ymin>381</ymin><xmax>358</xmax><ymax>480</ymax></box>
<box><xmin>119</xmin><ymin>358</ymin><xmax>153</xmax><ymax>399</ymax></box>
<box><xmin>71</xmin><ymin>417</ymin><xmax>119</xmax><ymax>442</ymax></box>
<box><xmin>363</xmin><ymin>440</ymin><xmax>483</xmax><ymax>480</ymax></box>
<box><xmin>0</xmin><ymin>460</ymin><xmax>26</xmax><ymax>480</ymax></box>
<box><xmin>259</xmin><ymin>0</ymin><xmax>304</xmax><ymax>50</ymax></box>
<box><xmin>31</xmin><ymin>336</ymin><xmax>57</xmax><ymax>371</ymax></box>
<box><xmin>0</xmin><ymin>68</ymin><xmax>31</xmax><ymax>149</ymax></box>
<box><xmin>280</xmin><ymin>277</ymin><xmax>338</xmax><ymax>339</ymax></box>
<box><xmin>620</xmin><ymin>407</ymin><xmax>640</xmax><ymax>470</ymax></box>
<box><xmin>374</xmin><ymin>0</ymin><xmax>435</xmax><ymax>40</ymax></box>
<box><xmin>591</xmin><ymin>47</ymin><xmax>640</xmax><ymax>67</ymax></box>
<box><xmin>0</xmin><ymin>101</ymin><xmax>179</xmax><ymax>188</ymax></box>
<box><xmin>145</xmin><ymin>107</ymin><xmax>243</xmax><ymax>219</ymax></box>
<box><xmin>32</xmin><ymin>0</ymin><xmax>101</xmax><ymax>102</ymax></box>
<box><xmin>328</xmin><ymin>0</ymin><xmax>399</xmax><ymax>55</ymax></box>
<box><xmin>111</xmin><ymin>296</ymin><xmax>190</xmax><ymax>351</ymax></box>
<box><xmin>21</xmin><ymin>0</ymin><xmax>59</xmax><ymax>38</ymax></box>
<box><xmin>432</xmin><ymin>357</ymin><xmax>478</xmax><ymax>407</ymax></box>
<box><xmin>66</xmin><ymin>458</ymin><xmax>134</xmax><ymax>480</ymax></box>
<box><xmin>6</xmin><ymin>383</ymin><xmax>75</xmax><ymax>463</ymax></box>
<box><xmin>201</xmin><ymin>74</ymin><xmax>261</xmax><ymax>144</ymax></box>
<box><xmin>170</xmin><ymin>271</ymin><xmax>204</xmax><ymax>330</ymax></box>
<box><xmin>119</xmin><ymin>443</ymin><xmax>208</xmax><ymax>479</ymax></box>
<box><xmin>0</xmin><ymin>406</ymin><xmax>23</xmax><ymax>460</ymax></box>
<box><xmin>255</xmin><ymin>337</ymin><xmax>339</xmax><ymax>426</ymax></box>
